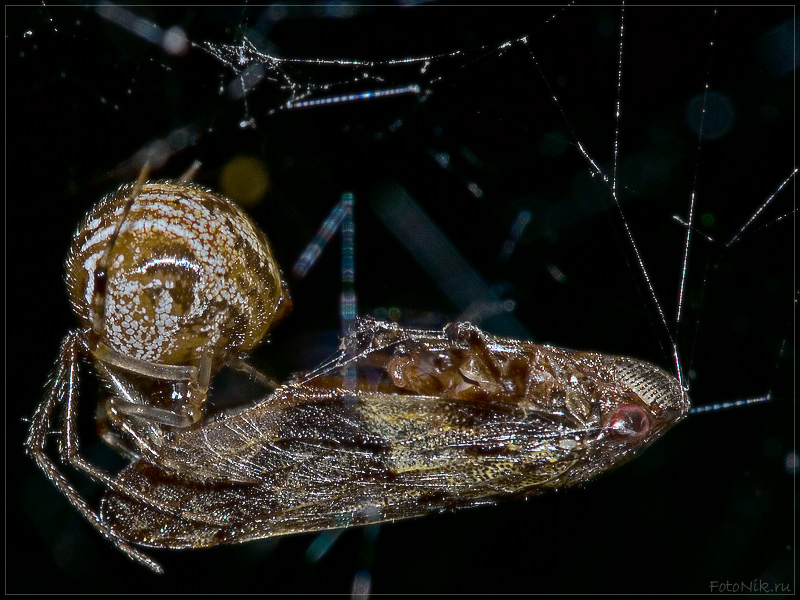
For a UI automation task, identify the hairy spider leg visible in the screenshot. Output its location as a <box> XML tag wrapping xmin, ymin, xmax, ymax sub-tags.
<box><xmin>25</xmin><ymin>332</ymin><xmax>229</xmax><ymax>574</ymax></box>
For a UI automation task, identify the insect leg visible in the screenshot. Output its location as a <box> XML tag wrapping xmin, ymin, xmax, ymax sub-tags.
<box><xmin>444</xmin><ymin>321</ymin><xmax>508</xmax><ymax>385</ymax></box>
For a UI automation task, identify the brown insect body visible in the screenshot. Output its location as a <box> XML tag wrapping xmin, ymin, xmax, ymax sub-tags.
<box><xmin>100</xmin><ymin>318</ymin><xmax>689</xmax><ymax>550</ymax></box>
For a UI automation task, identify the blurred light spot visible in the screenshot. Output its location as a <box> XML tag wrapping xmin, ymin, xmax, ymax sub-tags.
<box><xmin>97</xmin><ymin>4</ymin><xmax>158</xmax><ymax>44</ymax></box>
<box><xmin>434</xmin><ymin>152</ymin><xmax>450</xmax><ymax>168</ymax></box>
<box><xmin>499</xmin><ymin>209</ymin><xmax>531</xmax><ymax>263</ymax></box>
<box><xmin>136</xmin><ymin>140</ymin><xmax>170</xmax><ymax>169</ymax></box>
<box><xmin>166</xmin><ymin>126</ymin><xmax>196</xmax><ymax>151</ymax></box>
<box><xmin>324</xmin><ymin>3</ymin><xmax>359</xmax><ymax>19</ymax></box>
<box><xmin>305</xmin><ymin>530</ymin><xmax>343</xmax><ymax>563</ymax></box>
<box><xmin>547</xmin><ymin>264</ymin><xmax>567</xmax><ymax>283</ymax></box>
<box><xmin>97</xmin><ymin>5</ymin><xmax>191</xmax><ymax>58</ymax></box>
<box><xmin>351</xmin><ymin>569</ymin><xmax>372</xmax><ymax>600</ymax></box>
<box><xmin>686</xmin><ymin>90</ymin><xmax>735</xmax><ymax>140</ymax></box>
<box><xmin>785</xmin><ymin>451</ymin><xmax>799</xmax><ymax>475</ymax></box>
<box><xmin>265</xmin><ymin>4</ymin><xmax>290</xmax><ymax>24</ymax></box>
<box><xmin>161</xmin><ymin>26</ymin><xmax>189</xmax><ymax>56</ymax></box>
<box><xmin>460</xmin><ymin>147</ymin><xmax>479</xmax><ymax>166</ymax></box>
<box><xmin>467</xmin><ymin>182</ymin><xmax>483</xmax><ymax>198</ymax></box>
<box><xmin>293</xmin><ymin>193</ymin><xmax>352</xmax><ymax>279</ymax></box>
<box><xmin>760</xmin><ymin>104</ymin><xmax>779</xmax><ymax>123</ymax></box>
<box><xmin>363</xmin><ymin>523</ymin><xmax>381</xmax><ymax>543</ymax></box>
<box><xmin>228</xmin><ymin>63</ymin><xmax>266</xmax><ymax>100</ymax></box>
<box><xmin>116</xmin><ymin>125</ymin><xmax>197</xmax><ymax>177</ymax></box>
<box><xmin>759</xmin><ymin>16</ymin><xmax>798</xmax><ymax>77</ymax></box>
<box><xmin>700</xmin><ymin>212</ymin><xmax>715</xmax><ymax>228</ymax></box>
<box><xmin>220</xmin><ymin>155</ymin><xmax>270</xmax><ymax>207</ymax></box>
<box><xmin>460</xmin><ymin>299</ymin><xmax>516</xmax><ymax>325</ymax></box>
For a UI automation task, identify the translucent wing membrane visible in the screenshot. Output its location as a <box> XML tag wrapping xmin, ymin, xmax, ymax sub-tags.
<box><xmin>101</xmin><ymin>318</ymin><xmax>688</xmax><ymax>549</ymax></box>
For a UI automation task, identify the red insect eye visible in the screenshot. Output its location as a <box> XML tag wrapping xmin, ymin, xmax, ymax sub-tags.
<box><xmin>608</xmin><ymin>403</ymin><xmax>651</xmax><ymax>439</ymax></box>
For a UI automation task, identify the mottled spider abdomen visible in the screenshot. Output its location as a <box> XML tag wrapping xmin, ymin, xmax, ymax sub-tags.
<box><xmin>66</xmin><ymin>182</ymin><xmax>290</xmax><ymax>367</ymax></box>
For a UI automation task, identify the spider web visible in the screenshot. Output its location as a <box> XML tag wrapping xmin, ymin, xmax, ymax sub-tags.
<box><xmin>7</xmin><ymin>4</ymin><xmax>794</xmax><ymax>594</ymax></box>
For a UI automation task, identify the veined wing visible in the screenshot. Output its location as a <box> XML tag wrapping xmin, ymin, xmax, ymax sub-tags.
<box><xmin>100</xmin><ymin>361</ymin><xmax>683</xmax><ymax>549</ymax></box>
<box><xmin>100</xmin><ymin>386</ymin><xmax>598</xmax><ymax>548</ymax></box>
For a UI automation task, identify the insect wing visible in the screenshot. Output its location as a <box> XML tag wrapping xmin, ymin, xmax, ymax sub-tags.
<box><xmin>100</xmin><ymin>385</ymin><xmax>595</xmax><ymax>549</ymax></box>
<box><xmin>100</xmin><ymin>319</ymin><xmax>688</xmax><ymax>550</ymax></box>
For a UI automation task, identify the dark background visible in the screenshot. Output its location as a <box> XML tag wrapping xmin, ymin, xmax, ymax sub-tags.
<box><xmin>7</xmin><ymin>3</ymin><xmax>794</xmax><ymax>594</ymax></box>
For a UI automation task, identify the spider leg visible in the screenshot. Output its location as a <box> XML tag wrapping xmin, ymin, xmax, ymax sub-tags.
<box><xmin>226</xmin><ymin>353</ymin><xmax>280</xmax><ymax>390</ymax></box>
<box><xmin>53</xmin><ymin>342</ymin><xmax>232</xmax><ymax>526</ymax></box>
<box><xmin>27</xmin><ymin>332</ymin><xmax>232</xmax><ymax>572</ymax></box>
<box><xmin>26</xmin><ymin>331</ymin><xmax>164</xmax><ymax>574</ymax></box>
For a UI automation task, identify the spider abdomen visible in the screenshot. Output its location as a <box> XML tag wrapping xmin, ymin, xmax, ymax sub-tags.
<box><xmin>66</xmin><ymin>182</ymin><xmax>290</xmax><ymax>367</ymax></box>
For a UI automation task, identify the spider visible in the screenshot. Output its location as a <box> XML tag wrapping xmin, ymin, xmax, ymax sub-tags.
<box><xmin>25</xmin><ymin>166</ymin><xmax>291</xmax><ymax>572</ymax></box>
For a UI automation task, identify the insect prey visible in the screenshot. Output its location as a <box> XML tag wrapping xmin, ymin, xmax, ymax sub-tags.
<box><xmin>101</xmin><ymin>318</ymin><xmax>689</xmax><ymax>551</ymax></box>
<box><xmin>28</xmin><ymin>176</ymin><xmax>689</xmax><ymax>574</ymax></box>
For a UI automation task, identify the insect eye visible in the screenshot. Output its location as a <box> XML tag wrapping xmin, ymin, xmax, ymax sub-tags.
<box><xmin>607</xmin><ymin>403</ymin><xmax>651</xmax><ymax>439</ymax></box>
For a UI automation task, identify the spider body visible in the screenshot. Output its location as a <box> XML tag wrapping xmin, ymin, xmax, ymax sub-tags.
<box><xmin>65</xmin><ymin>181</ymin><xmax>290</xmax><ymax>431</ymax></box>
<box><xmin>26</xmin><ymin>178</ymin><xmax>290</xmax><ymax>572</ymax></box>
<box><xmin>67</xmin><ymin>181</ymin><xmax>289</xmax><ymax>368</ymax></box>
